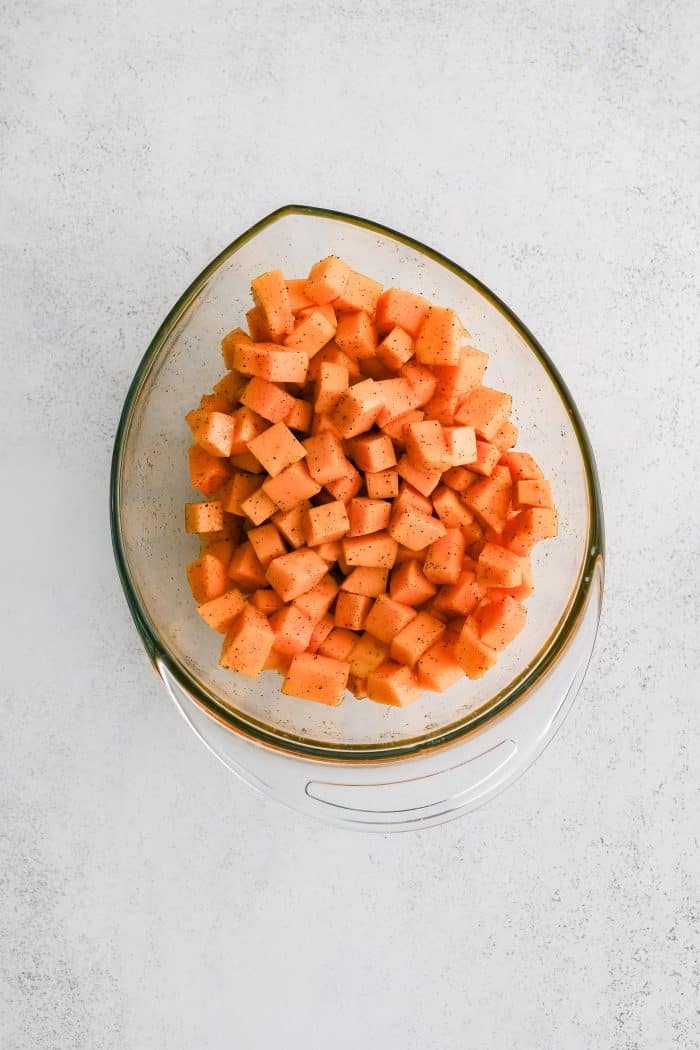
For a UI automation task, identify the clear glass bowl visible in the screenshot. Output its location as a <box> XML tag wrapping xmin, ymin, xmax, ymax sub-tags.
<box><xmin>111</xmin><ymin>205</ymin><xmax>604</xmax><ymax>830</ymax></box>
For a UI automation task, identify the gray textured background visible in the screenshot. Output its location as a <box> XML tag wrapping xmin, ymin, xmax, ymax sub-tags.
<box><xmin>1</xmin><ymin>2</ymin><xmax>698</xmax><ymax>1047</ymax></box>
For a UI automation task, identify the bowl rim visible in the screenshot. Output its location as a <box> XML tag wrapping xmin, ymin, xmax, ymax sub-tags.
<box><xmin>110</xmin><ymin>204</ymin><xmax>605</xmax><ymax>763</ymax></box>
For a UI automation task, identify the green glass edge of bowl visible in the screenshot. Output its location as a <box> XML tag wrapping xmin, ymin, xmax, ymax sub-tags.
<box><xmin>110</xmin><ymin>203</ymin><xmax>605</xmax><ymax>762</ymax></box>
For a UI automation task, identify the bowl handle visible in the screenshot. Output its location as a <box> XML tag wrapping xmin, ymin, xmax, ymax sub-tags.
<box><xmin>155</xmin><ymin>559</ymin><xmax>602</xmax><ymax>831</ymax></box>
<box><xmin>156</xmin><ymin>663</ymin><xmax>538</xmax><ymax>832</ymax></box>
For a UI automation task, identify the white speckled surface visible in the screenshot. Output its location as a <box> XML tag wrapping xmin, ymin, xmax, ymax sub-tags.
<box><xmin>1</xmin><ymin>2</ymin><xmax>699</xmax><ymax>1047</ymax></box>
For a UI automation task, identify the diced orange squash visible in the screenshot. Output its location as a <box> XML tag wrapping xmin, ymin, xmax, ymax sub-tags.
<box><xmin>415</xmin><ymin>307</ymin><xmax>464</xmax><ymax>366</ymax></box>
<box><xmin>307</xmin><ymin>613</ymin><xmax>335</xmax><ymax>653</ymax></box>
<box><xmin>318</xmin><ymin>628</ymin><xmax>358</xmax><ymax>662</ymax></box>
<box><xmin>423</xmin><ymin>527</ymin><xmax>466</xmax><ymax>584</ymax></box>
<box><xmin>309</xmin><ymin>343</ymin><xmax>359</xmax><ymax>379</ymax></box>
<box><xmin>302</xmin><ymin>500</ymin><xmax>350</xmax><ymax>546</ymax></box>
<box><xmin>478</xmin><ymin>595</ymin><xmax>527</xmax><ymax>651</ymax></box>
<box><xmin>265</xmin><ymin>547</ymin><xmax>328</xmax><ymax>602</ymax></box>
<box><xmin>348</xmin><ymin>675</ymin><xmax>368</xmax><ymax>700</ymax></box>
<box><xmin>467</xmin><ymin>440</ymin><xmax>501</xmax><ymax>477</ymax></box>
<box><xmin>220</xmin><ymin>471</ymin><xmax>263</xmax><ymax>516</ymax></box>
<box><xmin>246</xmin><ymin>305</ymin><xmax>272</xmax><ymax>342</ymax></box>
<box><xmin>504</xmin><ymin>507</ymin><xmax>557</xmax><ymax>555</ymax></box>
<box><xmin>442</xmin><ymin>426</ymin><xmax>477</xmax><ymax>466</ymax></box>
<box><xmin>240</xmin><ymin>485</ymin><xmax>277</xmax><ymax>526</ymax></box>
<box><xmin>263</xmin><ymin>647</ymin><xmax>293</xmax><ymax>673</ymax></box>
<box><xmin>423</xmin><ymin>389</ymin><xmax>459</xmax><ymax>425</ymax></box>
<box><xmin>282</xmin><ymin>652</ymin><xmax>349</xmax><ymax>705</ymax></box>
<box><xmin>197</xmin><ymin>588</ymin><xmax>247</xmax><ymax>633</ymax></box>
<box><xmin>251</xmin><ymin>269</ymin><xmax>294</xmax><ymax>341</ymax></box>
<box><xmin>394</xmin><ymin>544</ymin><xmax>427</xmax><ymax>565</ymax></box>
<box><xmin>222</xmin><ymin>327</ymin><xmax>252</xmax><ymax>370</ymax></box>
<box><xmin>442</xmin><ymin>465</ymin><xmax>478</xmax><ymax>493</ymax></box>
<box><xmin>286</xmin><ymin>278</ymin><xmax>315</xmax><ymax>313</ymax></box>
<box><xmin>192</xmin><ymin>411</ymin><xmax>237</xmax><ymax>458</ymax></box>
<box><xmin>348</xmin><ymin>632</ymin><xmax>388</xmax><ymax>677</ymax></box>
<box><xmin>272</xmin><ymin>500</ymin><xmax>310</xmax><ymax>548</ymax></box>
<box><xmin>431</xmin><ymin>486</ymin><xmax>473</xmax><ymax>529</ymax></box>
<box><xmin>293</xmin><ymin>574</ymin><xmax>339</xmax><ymax>623</ymax></box>
<box><xmin>390</xmin><ymin>611</ymin><xmax>445</xmax><ymax>666</ymax></box>
<box><xmin>350</xmin><ymin>431</ymin><xmax>396</xmax><ymax>473</ymax></box>
<box><xmin>400</xmin><ymin>362</ymin><xmax>438</xmax><ymax>406</ymax></box>
<box><xmin>187</xmin><ymin>553</ymin><xmax>229</xmax><ymax>604</ymax></box>
<box><xmin>340</xmin><ymin>567</ymin><xmax>389</xmax><ymax>597</ymax></box>
<box><xmin>342</xmin><ymin>532</ymin><xmax>398</xmax><ymax>569</ymax></box>
<box><xmin>220</xmin><ymin>605</ymin><xmax>275</xmax><ymax>677</ymax></box>
<box><xmin>263</xmin><ymin>461</ymin><xmax>321</xmax><ymax>511</ymax></box>
<box><xmin>367</xmin><ymin>662</ymin><xmax>422</xmax><ymax>706</ymax></box>
<box><xmin>332</xmin><ymin>269</ymin><xmax>383</xmax><ymax>314</ymax></box>
<box><xmin>455</xmin><ymin>386</ymin><xmax>512</xmax><ymax>441</ymax></box>
<box><xmin>185</xmin><ymin>500</ymin><xmax>224</xmax><ymax>534</ymax></box>
<box><xmin>432</xmin><ymin>571</ymin><xmax>483</xmax><ymax>617</ymax></box>
<box><xmin>200</xmin><ymin>514</ymin><xmax>243</xmax><ymax>546</ymax></box>
<box><xmin>331</xmin><ymin>378</ymin><xmax>384</xmax><ymax>438</ymax></box>
<box><xmin>310</xmin><ymin>412</ymin><xmax>343</xmax><ymax>437</ymax></box>
<box><xmin>230</xmin><ymin>451</ymin><xmax>264</xmax><ymax>474</ymax></box>
<box><xmin>463</xmin><ymin>520</ymin><xmax>486</xmax><ymax>551</ymax></box>
<box><xmin>395</xmin><ymin>482</ymin><xmax>433</xmax><ymax>515</ymax></box>
<box><xmin>365</xmin><ymin>468</ymin><xmax>399</xmax><ymax>499</ymax></box>
<box><xmin>188</xmin><ymin>446</ymin><xmax>231</xmax><ymax>496</ymax></box>
<box><xmin>305</xmin><ymin>256</ymin><xmax>352</xmax><ymax>305</ymax></box>
<box><xmin>388</xmin><ymin>504</ymin><xmax>446</xmax><ymax>551</ymax></box>
<box><xmin>380</xmin><ymin>408</ymin><xmax>425</xmax><ymax>443</ymax></box>
<box><xmin>514</xmin><ymin>479</ymin><xmax>554</xmax><ymax>509</ymax></box>
<box><xmin>314</xmin><ymin>540</ymin><xmax>342</xmax><ymax>564</ymax></box>
<box><xmin>240</xmin><ymin>377</ymin><xmax>295</xmax><ymax>423</ymax></box>
<box><xmin>464</xmin><ymin>466</ymin><xmax>512</xmax><ymax>532</ymax></box>
<box><xmin>396</xmin><ymin>454</ymin><xmax>442</xmax><ymax>497</ymax></box>
<box><xmin>375</xmin><ymin>288</ymin><xmax>430</xmax><ymax>338</ymax></box>
<box><xmin>250</xmin><ymin>588</ymin><xmax>284</xmax><ymax>616</ymax></box>
<box><xmin>213</xmin><ymin>370</ymin><xmax>247</xmax><ymax>405</ymax></box>
<box><xmin>492</xmin><ymin>420</ymin><xmax>519</xmax><ymax>451</ymax></box>
<box><xmin>405</xmin><ymin>419</ymin><xmax>447</xmax><ymax>469</ymax></box>
<box><xmin>487</xmin><ymin>556</ymin><xmax>534</xmax><ymax>602</ymax></box>
<box><xmin>283</xmin><ymin>309</ymin><xmax>336</xmax><ymax>357</ymax></box>
<box><xmin>284</xmin><ymin>397</ymin><xmax>313</xmax><ymax>433</ymax></box>
<box><xmin>476</xmin><ymin>543</ymin><xmax>523</xmax><ymax>587</ymax></box>
<box><xmin>347</xmin><ymin>498</ymin><xmax>392</xmax><ymax>536</ymax></box>
<box><xmin>246</xmin><ymin>422</ymin><xmax>306</xmax><ymax>478</ymax></box>
<box><xmin>360</xmin><ymin>356</ymin><xmax>393</xmax><ymax>381</ymax></box>
<box><xmin>200</xmin><ymin>538</ymin><xmax>235</xmax><ymax>567</ymax></box>
<box><xmin>454</xmin><ymin>619</ymin><xmax>497</xmax><ymax>679</ymax></box>
<box><xmin>247</xmin><ymin>523</ymin><xmax>287</xmax><ymax>568</ymax></box>
<box><xmin>374</xmin><ymin>378</ymin><xmax>420</xmax><ymax>425</ymax></box>
<box><xmin>456</xmin><ymin>346</ymin><xmax>489</xmax><ymax>390</ymax></box>
<box><xmin>335</xmin><ymin>591</ymin><xmax>372</xmax><ymax>631</ymax></box>
<box><xmin>192</xmin><ymin>393</ymin><xmax>233</xmax><ymax>419</ymax></box>
<box><xmin>228</xmin><ymin>541</ymin><xmax>268</xmax><ymax>590</ymax></box>
<box><xmin>377</xmin><ymin>326</ymin><xmax>414</xmax><ymax>369</ymax></box>
<box><xmin>229</xmin><ymin>406</ymin><xmax>268</xmax><ymax>454</ymax></box>
<box><xmin>389</xmin><ymin>560</ymin><xmax>437</xmax><ymax>606</ymax></box>
<box><xmin>364</xmin><ymin>594</ymin><xmax>417</xmax><ymax>643</ymax></box>
<box><xmin>234</xmin><ymin>343</ymin><xmax>308</xmax><ymax>384</ymax></box>
<box><xmin>314</xmin><ymin>361</ymin><xmax>350</xmax><ymax>413</ymax></box>
<box><xmin>335</xmin><ymin>310</ymin><xmax>377</xmax><ymax>358</ymax></box>
<box><xmin>416</xmin><ymin>638</ymin><xmax>464</xmax><ymax>691</ymax></box>
<box><xmin>501</xmin><ymin>451</ymin><xmax>545</xmax><ymax>482</ymax></box>
<box><xmin>269</xmin><ymin>604</ymin><xmax>315</xmax><ymax>656</ymax></box>
<box><xmin>187</xmin><ymin>256</ymin><xmax>560</xmax><ymax>704</ymax></box>
<box><xmin>324</xmin><ymin>462</ymin><xmax>362</xmax><ymax>503</ymax></box>
<box><xmin>303</xmin><ymin>431</ymin><xmax>348</xmax><ymax>485</ymax></box>
<box><xmin>298</xmin><ymin>301</ymin><xmax>338</xmax><ymax>323</ymax></box>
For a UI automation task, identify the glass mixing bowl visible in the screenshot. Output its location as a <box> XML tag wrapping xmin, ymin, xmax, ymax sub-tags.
<box><xmin>111</xmin><ymin>205</ymin><xmax>604</xmax><ymax>831</ymax></box>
